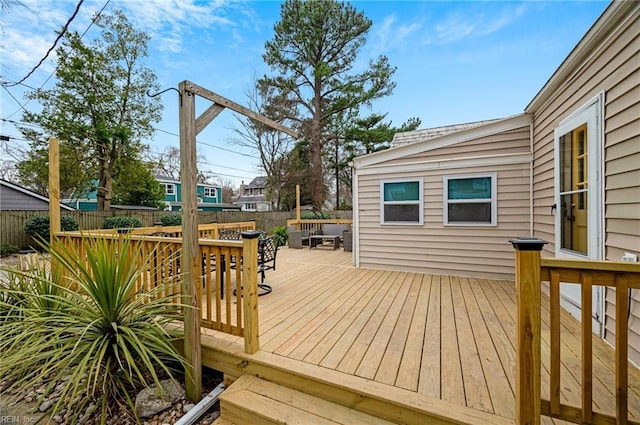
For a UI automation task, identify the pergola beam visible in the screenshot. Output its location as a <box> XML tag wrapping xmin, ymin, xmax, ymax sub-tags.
<box><xmin>195</xmin><ymin>103</ymin><xmax>225</xmax><ymax>135</ymax></box>
<box><xmin>185</xmin><ymin>81</ymin><xmax>299</xmax><ymax>139</ymax></box>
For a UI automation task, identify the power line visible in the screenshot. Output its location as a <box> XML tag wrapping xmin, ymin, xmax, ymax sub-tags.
<box><xmin>1</xmin><ymin>0</ymin><xmax>112</xmax><ymax>120</ymax></box>
<box><xmin>154</xmin><ymin>128</ymin><xmax>259</xmax><ymax>159</ymax></box>
<box><xmin>3</xmin><ymin>0</ymin><xmax>85</xmax><ymax>88</ymax></box>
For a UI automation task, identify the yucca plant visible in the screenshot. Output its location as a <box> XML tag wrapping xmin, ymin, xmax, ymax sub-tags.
<box><xmin>0</xmin><ymin>235</ymin><xmax>186</xmax><ymax>423</ymax></box>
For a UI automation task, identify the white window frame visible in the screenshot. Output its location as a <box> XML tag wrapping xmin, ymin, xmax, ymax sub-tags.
<box><xmin>164</xmin><ymin>183</ymin><xmax>175</xmax><ymax>195</ymax></box>
<box><xmin>443</xmin><ymin>173</ymin><xmax>497</xmax><ymax>226</ymax></box>
<box><xmin>204</xmin><ymin>187</ymin><xmax>217</xmax><ymax>198</ymax></box>
<box><xmin>380</xmin><ymin>178</ymin><xmax>424</xmax><ymax>225</ymax></box>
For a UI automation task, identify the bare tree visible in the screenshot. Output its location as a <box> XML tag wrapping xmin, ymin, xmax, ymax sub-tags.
<box><xmin>228</xmin><ymin>78</ymin><xmax>295</xmax><ymax>210</ymax></box>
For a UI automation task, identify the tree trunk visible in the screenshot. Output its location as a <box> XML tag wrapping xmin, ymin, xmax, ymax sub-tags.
<box><xmin>311</xmin><ymin>87</ymin><xmax>324</xmax><ymax>210</ymax></box>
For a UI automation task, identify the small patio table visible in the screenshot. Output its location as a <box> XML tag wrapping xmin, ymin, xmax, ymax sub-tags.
<box><xmin>309</xmin><ymin>234</ymin><xmax>340</xmax><ymax>250</ymax></box>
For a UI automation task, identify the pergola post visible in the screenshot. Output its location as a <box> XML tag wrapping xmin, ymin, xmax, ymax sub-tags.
<box><xmin>179</xmin><ymin>81</ymin><xmax>201</xmax><ymax>402</ymax></box>
<box><xmin>176</xmin><ymin>80</ymin><xmax>298</xmax><ymax>402</ymax></box>
<box><xmin>510</xmin><ymin>237</ymin><xmax>546</xmax><ymax>425</ymax></box>
<box><xmin>48</xmin><ymin>138</ymin><xmax>60</xmax><ymax>244</ymax></box>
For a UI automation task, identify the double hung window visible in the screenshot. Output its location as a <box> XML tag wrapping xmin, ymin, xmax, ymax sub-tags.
<box><xmin>443</xmin><ymin>174</ymin><xmax>496</xmax><ymax>226</ymax></box>
<box><xmin>380</xmin><ymin>179</ymin><xmax>423</xmax><ymax>225</ymax></box>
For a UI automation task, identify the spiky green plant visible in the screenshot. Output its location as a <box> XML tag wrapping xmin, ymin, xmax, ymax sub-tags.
<box><xmin>0</xmin><ymin>236</ymin><xmax>186</xmax><ymax>423</ymax></box>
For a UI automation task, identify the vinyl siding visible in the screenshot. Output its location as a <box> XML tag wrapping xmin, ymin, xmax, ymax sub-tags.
<box><xmin>529</xmin><ymin>5</ymin><xmax>640</xmax><ymax>364</ymax></box>
<box><xmin>0</xmin><ymin>185</ymin><xmax>50</xmax><ymax>210</ymax></box>
<box><xmin>355</xmin><ymin>125</ymin><xmax>531</xmax><ymax>280</ymax></box>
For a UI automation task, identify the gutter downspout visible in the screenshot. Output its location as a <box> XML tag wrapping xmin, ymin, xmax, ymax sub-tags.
<box><xmin>174</xmin><ymin>382</ymin><xmax>225</xmax><ymax>425</ymax></box>
<box><xmin>529</xmin><ymin>120</ymin><xmax>534</xmax><ymax>236</ymax></box>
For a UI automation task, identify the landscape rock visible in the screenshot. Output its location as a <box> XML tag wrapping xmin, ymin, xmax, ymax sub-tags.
<box><xmin>135</xmin><ymin>379</ymin><xmax>185</xmax><ymax>418</ymax></box>
<box><xmin>183</xmin><ymin>403</ymin><xmax>195</xmax><ymax>413</ymax></box>
<box><xmin>39</xmin><ymin>398</ymin><xmax>55</xmax><ymax>412</ymax></box>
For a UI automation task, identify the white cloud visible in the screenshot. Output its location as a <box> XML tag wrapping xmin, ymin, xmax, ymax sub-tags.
<box><xmin>371</xmin><ymin>14</ymin><xmax>423</xmax><ymax>54</ymax></box>
<box><xmin>429</xmin><ymin>3</ymin><xmax>528</xmax><ymax>45</ymax></box>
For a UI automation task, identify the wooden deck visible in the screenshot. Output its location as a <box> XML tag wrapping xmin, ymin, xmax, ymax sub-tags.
<box><xmin>200</xmin><ymin>246</ymin><xmax>640</xmax><ymax>424</ymax></box>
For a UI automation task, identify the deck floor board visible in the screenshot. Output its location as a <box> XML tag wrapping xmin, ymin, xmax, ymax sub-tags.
<box><xmin>200</xmin><ymin>247</ymin><xmax>639</xmax><ymax>424</ymax></box>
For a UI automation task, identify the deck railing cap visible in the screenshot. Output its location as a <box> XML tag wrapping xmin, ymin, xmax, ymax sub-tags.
<box><xmin>510</xmin><ymin>237</ymin><xmax>547</xmax><ymax>251</ymax></box>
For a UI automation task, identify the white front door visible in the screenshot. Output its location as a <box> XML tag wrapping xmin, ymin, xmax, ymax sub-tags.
<box><xmin>553</xmin><ymin>93</ymin><xmax>604</xmax><ymax>335</ymax></box>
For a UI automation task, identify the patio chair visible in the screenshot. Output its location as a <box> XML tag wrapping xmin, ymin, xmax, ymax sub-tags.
<box><xmin>288</xmin><ymin>229</ymin><xmax>310</xmax><ymax>249</ymax></box>
<box><xmin>230</xmin><ymin>234</ymin><xmax>277</xmax><ymax>296</ymax></box>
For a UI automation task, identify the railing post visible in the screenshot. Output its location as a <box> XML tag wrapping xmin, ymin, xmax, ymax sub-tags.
<box><xmin>511</xmin><ymin>237</ymin><xmax>547</xmax><ymax>425</ymax></box>
<box><xmin>241</xmin><ymin>231</ymin><xmax>261</xmax><ymax>354</ymax></box>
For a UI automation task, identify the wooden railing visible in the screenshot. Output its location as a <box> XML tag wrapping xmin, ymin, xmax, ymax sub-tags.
<box><xmin>512</xmin><ymin>238</ymin><xmax>640</xmax><ymax>425</ymax></box>
<box><xmin>286</xmin><ymin>218</ymin><xmax>352</xmax><ymax>233</ymax></box>
<box><xmin>56</xmin><ymin>230</ymin><xmax>260</xmax><ymax>353</ymax></box>
<box><xmin>85</xmin><ymin>221</ymin><xmax>257</xmax><ymax>239</ymax></box>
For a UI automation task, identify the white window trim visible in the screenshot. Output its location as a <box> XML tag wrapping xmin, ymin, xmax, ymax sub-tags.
<box><xmin>443</xmin><ymin>173</ymin><xmax>497</xmax><ymax>226</ymax></box>
<box><xmin>164</xmin><ymin>183</ymin><xmax>175</xmax><ymax>195</ymax></box>
<box><xmin>379</xmin><ymin>178</ymin><xmax>424</xmax><ymax>225</ymax></box>
<box><xmin>204</xmin><ymin>187</ymin><xmax>217</xmax><ymax>198</ymax></box>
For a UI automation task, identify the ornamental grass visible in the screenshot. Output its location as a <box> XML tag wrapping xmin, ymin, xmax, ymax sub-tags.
<box><xmin>0</xmin><ymin>235</ymin><xmax>186</xmax><ymax>423</ymax></box>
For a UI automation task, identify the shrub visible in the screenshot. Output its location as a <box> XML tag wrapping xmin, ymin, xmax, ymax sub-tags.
<box><xmin>102</xmin><ymin>216</ymin><xmax>143</xmax><ymax>229</ymax></box>
<box><xmin>272</xmin><ymin>226</ymin><xmax>288</xmax><ymax>246</ymax></box>
<box><xmin>0</xmin><ymin>236</ymin><xmax>185</xmax><ymax>421</ymax></box>
<box><xmin>160</xmin><ymin>214</ymin><xmax>182</xmax><ymax>226</ymax></box>
<box><xmin>300</xmin><ymin>211</ymin><xmax>331</xmax><ymax>219</ymax></box>
<box><xmin>24</xmin><ymin>215</ymin><xmax>79</xmax><ymax>243</ymax></box>
<box><xmin>0</xmin><ymin>243</ymin><xmax>19</xmax><ymax>257</ymax></box>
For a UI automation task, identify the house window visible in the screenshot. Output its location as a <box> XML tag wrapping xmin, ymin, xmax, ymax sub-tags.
<box><xmin>443</xmin><ymin>174</ymin><xmax>496</xmax><ymax>226</ymax></box>
<box><xmin>163</xmin><ymin>183</ymin><xmax>175</xmax><ymax>195</ymax></box>
<box><xmin>380</xmin><ymin>179</ymin><xmax>423</xmax><ymax>225</ymax></box>
<box><xmin>204</xmin><ymin>187</ymin><xmax>216</xmax><ymax>198</ymax></box>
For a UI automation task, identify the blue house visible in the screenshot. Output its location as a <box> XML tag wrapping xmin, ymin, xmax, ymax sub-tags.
<box><xmin>63</xmin><ymin>175</ymin><xmax>239</xmax><ymax>212</ymax></box>
<box><xmin>156</xmin><ymin>175</ymin><xmax>239</xmax><ymax>212</ymax></box>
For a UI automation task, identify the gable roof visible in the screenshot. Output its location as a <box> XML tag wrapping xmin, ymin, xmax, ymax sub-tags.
<box><xmin>0</xmin><ymin>179</ymin><xmax>75</xmax><ymax>210</ymax></box>
<box><xmin>391</xmin><ymin>119</ymin><xmax>500</xmax><ymax>148</ymax></box>
<box><xmin>246</xmin><ymin>176</ymin><xmax>268</xmax><ymax>188</ymax></box>
<box><xmin>353</xmin><ymin>113</ymin><xmax>531</xmax><ymax>169</ymax></box>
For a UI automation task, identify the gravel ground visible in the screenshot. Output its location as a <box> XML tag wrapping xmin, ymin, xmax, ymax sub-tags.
<box><xmin>0</xmin><ymin>254</ymin><xmax>223</xmax><ymax>424</ymax></box>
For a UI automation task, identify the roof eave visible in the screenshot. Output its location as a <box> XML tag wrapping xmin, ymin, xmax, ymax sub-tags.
<box><xmin>353</xmin><ymin>113</ymin><xmax>532</xmax><ymax>169</ymax></box>
<box><xmin>525</xmin><ymin>1</ymin><xmax>636</xmax><ymax>113</ymax></box>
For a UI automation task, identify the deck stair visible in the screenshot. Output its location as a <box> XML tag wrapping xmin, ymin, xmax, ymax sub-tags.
<box><xmin>218</xmin><ymin>374</ymin><xmax>397</xmax><ymax>424</ymax></box>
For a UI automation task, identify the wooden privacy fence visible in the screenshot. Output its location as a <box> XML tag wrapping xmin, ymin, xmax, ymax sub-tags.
<box><xmin>3</xmin><ymin>210</ymin><xmax>352</xmax><ymax>248</ymax></box>
<box><xmin>57</xmin><ymin>228</ymin><xmax>260</xmax><ymax>352</ymax></box>
<box><xmin>512</xmin><ymin>238</ymin><xmax>640</xmax><ymax>425</ymax></box>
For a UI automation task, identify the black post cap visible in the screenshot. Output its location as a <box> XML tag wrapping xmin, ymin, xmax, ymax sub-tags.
<box><xmin>241</xmin><ymin>230</ymin><xmax>262</xmax><ymax>240</ymax></box>
<box><xmin>510</xmin><ymin>237</ymin><xmax>547</xmax><ymax>251</ymax></box>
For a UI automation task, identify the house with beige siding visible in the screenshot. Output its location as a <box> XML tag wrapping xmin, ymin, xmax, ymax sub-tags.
<box><xmin>352</xmin><ymin>1</ymin><xmax>639</xmax><ymax>363</ymax></box>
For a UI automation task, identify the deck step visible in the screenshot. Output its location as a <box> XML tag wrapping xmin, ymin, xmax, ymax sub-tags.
<box><xmin>219</xmin><ymin>375</ymin><xmax>396</xmax><ymax>425</ymax></box>
<box><xmin>211</xmin><ymin>418</ymin><xmax>235</xmax><ymax>425</ymax></box>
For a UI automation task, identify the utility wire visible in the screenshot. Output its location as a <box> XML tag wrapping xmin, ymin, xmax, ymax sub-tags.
<box><xmin>1</xmin><ymin>0</ymin><xmax>112</xmax><ymax>120</ymax></box>
<box><xmin>155</xmin><ymin>128</ymin><xmax>259</xmax><ymax>159</ymax></box>
<box><xmin>3</xmin><ymin>0</ymin><xmax>85</xmax><ymax>88</ymax></box>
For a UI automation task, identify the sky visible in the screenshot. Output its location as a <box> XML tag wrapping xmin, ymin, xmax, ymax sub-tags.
<box><xmin>0</xmin><ymin>0</ymin><xmax>610</xmax><ymax>189</ymax></box>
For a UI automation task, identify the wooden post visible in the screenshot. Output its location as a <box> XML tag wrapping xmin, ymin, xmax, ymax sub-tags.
<box><xmin>48</xmin><ymin>138</ymin><xmax>60</xmax><ymax>244</ymax></box>
<box><xmin>510</xmin><ymin>237</ymin><xmax>546</xmax><ymax>425</ymax></box>
<box><xmin>296</xmin><ymin>184</ymin><xmax>301</xmax><ymax>229</ymax></box>
<box><xmin>241</xmin><ymin>231</ymin><xmax>261</xmax><ymax>354</ymax></box>
<box><xmin>179</xmin><ymin>81</ymin><xmax>202</xmax><ymax>402</ymax></box>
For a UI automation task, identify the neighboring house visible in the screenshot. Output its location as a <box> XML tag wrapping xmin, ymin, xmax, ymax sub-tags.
<box><xmin>156</xmin><ymin>175</ymin><xmax>239</xmax><ymax>212</ymax></box>
<box><xmin>0</xmin><ymin>179</ymin><xmax>74</xmax><ymax>211</ymax></box>
<box><xmin>235</xmin><ymin>176</ymin><xmax>272</xmax><ymax>212</ymax></box>
<box><xmin>63</xmin><ymin>175</ymin><xmax>240</xmax><ymax>212</ymax></box>
<box><xmin>352</xmin><ymin>1</ymin><xmax>639</xmax><ymax>362</ymax></box>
